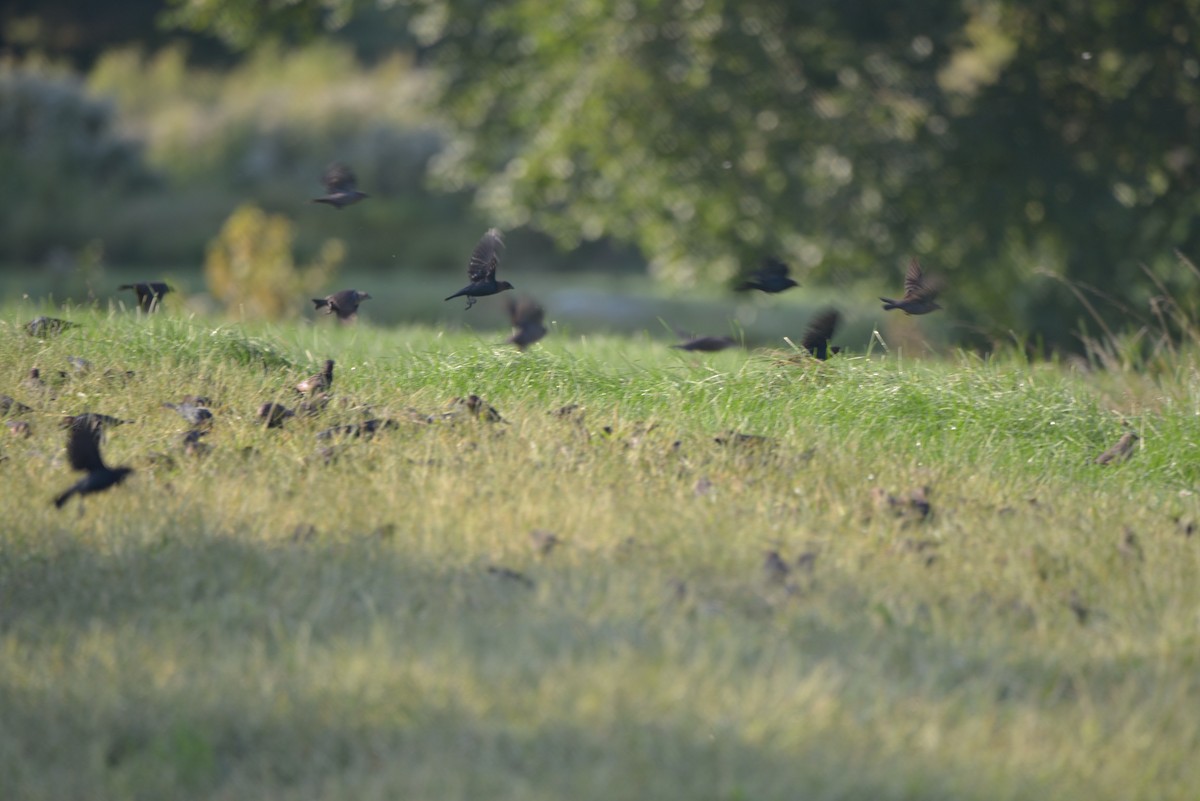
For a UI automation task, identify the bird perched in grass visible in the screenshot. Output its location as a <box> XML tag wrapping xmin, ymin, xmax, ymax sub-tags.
<box><xmin>162</xmin><ymin>400</ymin><xmax>214</xmax><ymax>427</ymax></box>
<box><xmin>312</xmin><ymin>289</ymin><xmax>371</xmax><ymax>322</ymax></box>
<box><xmin>312</xmin><ymin>162</ymin><xmax>368</xmax><ymax>209</ymax></box>
<box><xmin>445</xmin><ymin>228</ymin><xmax>513</xmax><ymax>310</ymax></box>
<box><xmin>735</xmin><ymin>258</ymin><xmax>798</xmax><ymax>294</ymax></box>
<box><xmin>25</xmin><ymin>316</ymin><xmax>78</xmax><ymax>337</ymax></box>
<box><xmin>296</xmin><ymin>360</ymin><xmax>335</xmax><ymax>395</ymax></box>
<box><xmin>53</xmin><ymin>418</ymin><xmax>133</xmax><ymax>508</ymax></box>
<box><xmin>881</xmin><ymin>258</ymin><xmax>942</xmax><ymax>315</ymax></box>
<box><xmin>119</xmin><ymin>282</ymin><xmax>172</xmax><ymax>312</ymax></box>
<box><xmin>1095</xmin><ymin>432</ymin><xmax>1138</xmax><ymax>465</ymax></box>
<box><xmin>507</xmin><ymin>297</ymin><xmax>547</xmax><ymax>350</ymax></box>
<box><xmin>672</xmin><ymin>335</ymin><xmax>737</xmax><ymax>352</ymax></box>
<box><xmin>258</xmin><ymin>402</ymin><xmax>295</xmax><ymax>428</ymax></box>
<box><xmin>801</xmin><ymin>308</ymin><xmax>841</xmax><ymax>360</ymax></box>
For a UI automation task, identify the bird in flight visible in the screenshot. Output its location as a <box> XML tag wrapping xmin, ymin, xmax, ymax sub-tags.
<box><xmin>119</xmin><ymin>282</ymin><xmax>172</xmax><ymax>313</ymax></box>
<box><xmin>735</xmin><ymin>258</ymin><xmax>798</xmax><ymax>294</ymax></box>
<box><xmin>312</xmin><ymin>162</ymin><xmax>368</xmax><ymax>209</ymax></box>
<box><xmin>507</xmin><ymin>297</ymin><xmax>547</xmax><ymax>350</ymax></box>
<box><xmin>445</xmin><ymin>228</ymin><xmax>514</xmax><ymax>310</ymax></box>
<box><xmin>312</xmin><ymin>289</ymin><xmax>371</xmax><ymax>322</ymax></box>
<box><xmin>881</xmin><ymin>258</ymin><xmax>942</xmax><ymax>315</ymax></box>
<box><xmin>53</xmin><ymin>417</ymin><xmax>134</xmax><ymax>508</ymax></box>
<box><xmin>672</xmin><ymin>335</ymin><xmax>738</xmax><ymax>352</ymax></box>
<box><xmin>801</xmin><ymin>308</ymin><xmax>841</xmax><ymax>360</ymax></box>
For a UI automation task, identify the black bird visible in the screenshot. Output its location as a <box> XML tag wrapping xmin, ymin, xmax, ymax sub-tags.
<box><xmin>163</xmin><ymin>401</ymin><xmax>214</xmax><ymax>427</ymax></box>
<box><xmin>119</xmin><ymin>282</ymin><xmax>172</xmax><ymax>312</ymax></box>
<box><xmin>296</xmin><ymin>360</ymin><xmax>335</xmax><ymax>395</ymax></box>
<box><xmin>25</xmin><ymin>316</ymin><xmax>78</xmax><ymax>337</ymax></box>
<box><xmin>735</xmin><ymin>258</ymin><xmax>798</xmax><ymax>294</ymax></box>
<box><xmin>258</xmin><ymin>402</ymin><xmax>295</xmax><ymax>428</ymax></box>
<box><xmin>312</xmin><ymin>162</ymin><xmax>368</xmax><ymax>209</ymax></box>
<box><xmin>445</xmin><ymin>228</ymin><xmax>514</xmax><ymax>310</ymax></box>
<box><xmin>507</xmin><ymin>297</ymin><xmax>547</xmax><ymax>350</ymax></box>
<box><xmin>801</xmin><ymin>308</ymin><xmax>842</xmax><ymax>360</ymax></box>
<box><xmin>312</xmin><ymin>289</ymin><xmax>371</xmax><ymax>322</ymax></box>
<box><xmin>672</xmin><ymin>335</ymin><xmax>737</xmax><ymax>352</ymax></box>
<box><xmin>62</xmin><ymin>413</ymin><xmax>133</xmax><ymax>433</ymax></box>
<box><xmin>53</xmin><ymin>420</ymin><xmax>134</xmax><ymax>508</ymax></box>
<box><xmin>881</xmin><ymin>258</ymin><xmax>942</xmax><ymax>315</ymax></box>
<box><xmin>0</xmin><ymin>395</ymin><xmax>33</xmax><ymax>416</ymax></box>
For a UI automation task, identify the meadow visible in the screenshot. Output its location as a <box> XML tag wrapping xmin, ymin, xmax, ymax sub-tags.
<box><xmin>2</xmin><ymin>302</ymin><xmax>1199</xmax><ymax>800</ymax></box>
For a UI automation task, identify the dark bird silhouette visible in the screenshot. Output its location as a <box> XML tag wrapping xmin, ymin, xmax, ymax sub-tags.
<box><xmin>735</xmin><ymin>258</ymin><xmax>798</xmax><ymax>293</ymax></box>
<box><xmin>0</xmin><ymin>395</ymin><xmax>33</xmax><ymax>416</ymax></box>
<box><xmin>763</xmin><ymin>550</ymin><xmax>792</xmax><ymax>584</ymax></box>
<box><xmin>53</xmin><ymin>420</ymin><xmax>134</xmax><ymax>508</ymax></box>
<box><xmin>296</xmin><ymin>360</ymin><xmax>335</xmax><ymax>395</ymax></box>
<box><xmin>801</xmin><ymin>308</ymin><xmax>842</xmax><ymax>360</ymax></box>
<box><xmin>163</xmin><ymin>401</ymin><xmax>214</xmax><ymax>427</ymax></box>
<box><xmin>881</xmin><ymin>257</ymin><xmax>942</xmax><ymax>315</ymax></box>
<box><xmin>182</xmin><ymin>429</ymin><xmax>210</xmax><ymax>457</ymax></box>
<box><xmin>25</xmin><ymin>316</ymin><xmax>78</xmax><ymax>337</ymax></box>
<box><xmin>312</xmin><ymin>289</ymin><xmax>371</xmax><ymax>322</ymax></box>
<box><xmin>507</xmin><ymin>297</ymin><xmax>547</xmax><ymax>350</ymax></box>
<box><xmin>119</xmin><ymin>282</ymin><xmax>172</xmax><ymax>312</ymax></box>
<box><xmin>445</xmin><ymin>228</ymin><xmax>514</xmax><ymax>309</ymax></box>
<box><xmin>312</xmin><ymin>162</ymin><xmax>368</xmax><ymax>209</ymax></box>
<box><xmin>258</xmin><ymin>402</ymin><xmax>295</xmax><ymax>428</ymax></box>
<box><xmin>62</xmin><ymin>413</ymin><xmax>133</xmax><ymax>433</ymax></box>
<box><xmin>1095</xmin><ymin>432</ymin><xmax>1138</xmax><ymax>465</ymax></box>
<box><xmin>672</xmin><ymin>335</ymin><xmax>737</xmax><ymax>352</ymax></box>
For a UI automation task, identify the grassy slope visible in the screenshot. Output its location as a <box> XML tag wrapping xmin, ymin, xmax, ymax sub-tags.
<box><xmin>2</xmin><ymin>307</ymin><xmax>1199</xmax><ymax>801</ymax></box>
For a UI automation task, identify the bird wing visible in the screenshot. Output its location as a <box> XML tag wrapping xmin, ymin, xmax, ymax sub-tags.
<box><xmin>801</xmin><ymin>309</ymin><xmax>840</xmax><ymax>352</ymax></box>
<box><xmin>902</xmin><ymin>257</ymin><xmax>940</xmax><ymax>300</ymax></box>
<box><xmin>760</xmin><ymin>257</ymin><xmax>791</xmax><ymax>278</ymax></box>
<box><xmin>322</xmin><ymin>162</ymin><xmax>358</xmax><ymax>193</ymax></box>
<box><xmin>66</xmin><ymin>422</ymin><xmax>105</xmax><ymax>472</ymax></box>
<box><xmin>468</xmin><ymin>228</ymin><xmax>504</xmax><ymax>283</ymax></box>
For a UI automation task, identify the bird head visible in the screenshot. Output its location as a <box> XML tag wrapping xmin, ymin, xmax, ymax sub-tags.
<box><xmin>357</xmin><ymin>291</ymin><xmax>372</xmax><ymax>301</ymax></box>
<box><xmin>499</xmin><ymin>281</ymin><xmax>515</xmax><ymax>292</ymax></box>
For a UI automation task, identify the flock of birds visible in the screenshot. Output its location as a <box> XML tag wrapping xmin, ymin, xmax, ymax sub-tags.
<box><xmin>22</xmin><ymin>160</ymin><xmax>1123</xmax><ymax>513</ymax></box>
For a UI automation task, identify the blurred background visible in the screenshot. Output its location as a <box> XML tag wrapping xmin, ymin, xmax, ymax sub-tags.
<box><xmin>1</xmin><ymin>0</ymin><xmax>1198</xmax><ymax>352</ymax></box>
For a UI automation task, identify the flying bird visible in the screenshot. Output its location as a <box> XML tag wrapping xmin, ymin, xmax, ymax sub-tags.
<box><xmin>296</xmin><ymin>360</ymin><xmax>335</xmax><ymax>395</ymax></box>
<box><xmin>1095</xmin><ymin>432</ymin><xmax>1138</xmax><ymax>465</ymax></box>
<box><xmin>445</xmin><ymin>228</ymin><xmax>513</xmax><ymax>310</ymax></box>
<box><xmin>119</xmin><ymin>282</ymin><xmax>172</xmax><ymax>312</ymax></box>
<box><xmin>881</xmin><ymin>258</ymin><xmax>942</xmax><ymax>315</ymax></box>
<box><xmin>25</xmin><ymin>316</ymin><xmax>78</xmax><ymax>337</ymax></box>
<box><xmin>312</xmin><ymin>162</ymin><xmax>368</xmax><ymax>209</ymax></box>
<box><xmin>672</xmin><ymin>335</ymin><xmax>737</xmax><ymax>352</ymax></box>
<box><xmin>312</xmin><ymin>289</ymin><xmax>371</xmax><ymax>322</ymax></box>
<box><xmin>53</xmin><ymin>419</ymin><xmax>134</xmax><ymax>508</ymax></box>
<box><xmin>801</xmin><ymin>308</ymin><xmax>842</xmax><ymax>360</ymax></box>
<box><xmin>735</xmin><ymin>258</ymin><xmax>798</xmax><ymax>294</ymax></box>
<box><xmin>507</xmin><ymin>297</ymin><xmax>547</xmax><ymax>350</ymax></box>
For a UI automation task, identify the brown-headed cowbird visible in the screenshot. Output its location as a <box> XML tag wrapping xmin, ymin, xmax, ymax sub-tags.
<box><xmin>1095</xmin><ymin>432</ymin><xmax>1138</xmax><ymax>465</ymax></box>
<box><xmin>445</xmin><ymin>228</ymin><xmax>513</xmax><ymax>310</ymax></box>
<box><xmin>672</xmin><ymin>335</ymin><xmax>737</xmax><ymax>352</ymax></box>
<box><xmin>312</xmin><ymin>162</ymin><xmax>368</xmax><ymax>209</ymax></box>
<box><xmin>735</xmin><ymin>258</ymin><xmax>798</xmax><ymax>293</ymax></box>
<box><xmin>312</xmin><ymin>289</ymin><xmax>371</xmax><ymax>322</ymax></box>
<box><xmin>162</xmin><ymin>400</ymin><xmax>214</xmax><ymax>427</ymax></box>
<box><xmin>258</xmin><ymin>402</ymin><xmax>295</xmax><ymax>428</ymax></box>
<box><xmin>881</xmin><ymin>258</ymin><xmax>942</xmax><ymax>315</ymax></box>
<box><xmin>507</xmin><ymin>296</ymin><xmax>547</xmax><ymax>350</ymax></box>
<box><xmin>1</xmin><ymin>395</ymin><xmax>33</xmax><ymax>416</ymax></box>
<box><xmin>119</xmin><ymin>282</ymin><xmax>171</xmax><ymax>312</ymax></box>
<box><xmin>53</xmin><ymin>420</ymin><xmax>133</xmax><ymax>508</ymax></box>
<box><xmin>296</xmin><ymin>360</ymin><xmax>335</xmax><ymax>395</ymax></box>
<box><xmin>801</xmin><ymin>308</ymin><xmax>842</xmax><ymax>360</ymax></box>
<box><xmin>25</xmin><ymin>316</ymin><xmax>78</xmax><ymax>337</ymax></box>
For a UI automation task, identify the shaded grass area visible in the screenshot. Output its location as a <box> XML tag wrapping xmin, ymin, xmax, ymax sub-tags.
<box><xmin>2</xmin><ymin>307</ymin><xmax>1199</xmax><ymax>800</ymax></box>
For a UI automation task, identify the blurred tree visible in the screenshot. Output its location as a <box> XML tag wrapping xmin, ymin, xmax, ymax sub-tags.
<box><xmin>157</xmin><ymin>0</ymin><xmax>1200</xmax><ymax>341</ymax></box>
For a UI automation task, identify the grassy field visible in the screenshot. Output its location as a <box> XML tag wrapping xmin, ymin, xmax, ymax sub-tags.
<box><xmin>2</xmin><ymin>304</ymin><xmax>1198</xmax><ymax>800</ymax></box>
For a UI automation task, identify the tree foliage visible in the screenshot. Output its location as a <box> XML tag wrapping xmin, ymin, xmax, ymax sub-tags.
<box><xmin>169</xmin><ymin>0</ymin><xmax>1200</xmax><ymax>342</ymax></box>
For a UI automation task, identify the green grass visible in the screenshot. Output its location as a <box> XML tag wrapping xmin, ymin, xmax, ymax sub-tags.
<box><xmin>2</xmin><ymin>306</ymin><xmax>1199</xmax><ymax>800</ymax></box>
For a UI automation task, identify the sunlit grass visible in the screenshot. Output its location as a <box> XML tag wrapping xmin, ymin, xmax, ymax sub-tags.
<box><xmin>2</xmin><ymin>306</ymin><xmax>1199</xmax><ymax>800</ymax></box>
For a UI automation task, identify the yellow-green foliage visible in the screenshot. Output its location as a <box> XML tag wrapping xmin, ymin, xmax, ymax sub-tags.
<box><xmin>204</xmin><ymin>203</ymin><xmax>344</xmax><ymax>319</ymax></box>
